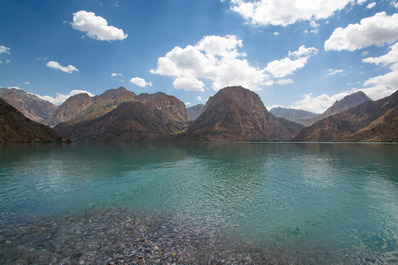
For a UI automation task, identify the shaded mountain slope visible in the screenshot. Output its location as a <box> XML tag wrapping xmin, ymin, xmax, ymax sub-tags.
<box><xmin>54</xmin><ymin>101</ymin><xmax>188</xmax><ymax>141</ymax></box>
<box><xmin>0</xmin><ymin>88</ymin><xmax>56</xmax><ymax>123</ymax></box>
<box><xmin>187</xmin><ymin>104</ymin><xmax>205</xmax><ymax>120</ymax></box>
<box><xmin>0</xmin><ymin>99</ymin><xmax>61</xmax><ymax>143</ymax></box>
<box><xmin>294</xmin><ymin>90</ymin><xmax>398</xmax><ymax>142</ymax></box>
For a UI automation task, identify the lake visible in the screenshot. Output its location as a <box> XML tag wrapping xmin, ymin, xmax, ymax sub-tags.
<box><xmin>1</xmin><ymin>142</ymin><xmax>398</xmax><ymax>263</ymax></box>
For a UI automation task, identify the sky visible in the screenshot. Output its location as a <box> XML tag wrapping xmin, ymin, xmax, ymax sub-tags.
<box><xmin>1</xmin><ymin>0</ymin><xmax>398</xmax><ymax>113</ymax></box>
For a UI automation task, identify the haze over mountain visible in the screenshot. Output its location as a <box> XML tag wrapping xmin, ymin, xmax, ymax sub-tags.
<box><xmin>54</xmin><ymin>92</ymin><xmax>189</xmax><ymax>141</ymax></box>
<box><xmin>183</xmin><ymin>86</ymin><xmax>304</xmax><ymax>141</ymax></box>
<box><xmin>0</xmin><ymin>88</ymin><xmax>57</xmax><ymax>123</ymax></box>
<box><xmin>187</xmin><ymin>104</ymin><xmax>205</xmax><ymax>120</ymax></box>
<box><xmin>303</xmin><ymin>91</ymin><xmax>372</xmax><ymax>126</ymax></box>
<box><xmin>294</xmin><ymin>90</ymin><xmax>398</xmax><ymax>142</ymax></box>
<box><xmin>0</xmin><ymin>98</ymin><xmax>61</xmax><ymax>143</ymax></box>
<box><xmin>270</xmin><ymin>107</ymin><xmax>318</xmax><ymax>125</ymax></box>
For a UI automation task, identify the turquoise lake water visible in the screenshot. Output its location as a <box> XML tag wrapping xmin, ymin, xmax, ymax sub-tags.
<box><xmin>1</xmin><ymin>142</ymin><xmax>398</xmax><ymax>263</ymax></box>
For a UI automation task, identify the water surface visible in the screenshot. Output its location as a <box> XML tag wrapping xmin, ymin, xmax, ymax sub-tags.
<box><xmin>1</xmin><ymin>143</ymin><xmax>398</xmax><ymax>263</ymax></box>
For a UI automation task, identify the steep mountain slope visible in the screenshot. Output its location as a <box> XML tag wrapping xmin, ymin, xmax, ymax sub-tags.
<box><xmin>187</xmin><ymin>104</ymin><xmax>205</xmax><ymax>120</ymax></box>
<box><xmin>270</xmin><ymin>107</ymin><xmax>318</xmax><ymax>125</ymax></box>
<box><xmin>54</xmin><ymin>101</ymin><xmax>188</xmax><ymax>141</ymax></box>
<box><xmin>304</xmin><ymin>91</ymin><xmax>372</xmax><ymax>126</ymax></box>
<box><xmin>45</xmin><ymin>87</ymin><xmax>136</xmax><ymax>127</ymax></box>
<box><xmin>0</xmin><ymin>88</ymin><xmax>56</xmax><ymax>123</ymax></box>
<box><xmin>0</xmin><ymin>99</ymin><xmax>61</xmax><ymax>143</ymax></box>
<box><xmin>136</xmin><ymin>92</ymin><xmax>190</xmax><ymax>123</ymax></box>
<box><xmin>294</xmin><ymin>90</ymin><xmax>398</xmax><ymax>142</ymax></box>
<box><xmin>183</xmin><ymin>86</ymin><xmax>303</xmax><ymax>141</ymax></box>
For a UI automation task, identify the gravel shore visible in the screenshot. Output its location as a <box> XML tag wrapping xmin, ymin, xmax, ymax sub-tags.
<box><xmin>0</xmin><ymin>207</ymin><xmax>277</xmax><ymax>265</ymax></box>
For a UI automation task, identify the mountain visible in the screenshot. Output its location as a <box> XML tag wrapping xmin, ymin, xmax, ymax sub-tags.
<box><xmin>54</xmin><ymin>92</ymin><xmax>189</xmax><ymax>141</ymax></box>
<box><xmin>136</xmin><ymin>92</ymin><xmax>190</xmax><ymax>123</ymax></box>
<box><xmin>0</xmin><ymin>98</ymin><xmax>62</xmax><ymax>143</ymax></box>
<box><xmin>270</xmin><ymin>107</ymin><xmax>319</xmax><ymax>125</ymax></box>
<box><xmin>304</xmin><ymin>91</ymin><xmax>372</xmax><ymax>126</ymax></box>
<box><xmin>182</xmin><ymin>86</ymin><xmax>304</xmax><ymax>141</ymax></box>
<box><xmin>45</xmin><ymin>87</ymin><xmax>136</xmax><ymax>127</ymax></box>
<box><xmin>0</xmin><ymin>88</ymin><xmax>57</xmax><ymax>123</ymax></box>
<box><xmin>294</xmin><ymin>90</ymin><xmax>398</xmax><ymax>142</ymax></box>
<box><xmin>187</xmin><ymin>104</ymin><xmax>204</xmax><ymax>120</ymax></box>
<box><xmin>54</xmin><ymin>101</ymin><xmax>188</xmax><ymax>141</ymax></box>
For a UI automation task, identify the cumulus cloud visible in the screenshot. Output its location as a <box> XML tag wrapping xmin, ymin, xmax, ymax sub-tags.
<box><xmin>0</xmin><ymin>45</ymin><xmax>10</xmax><ymax>55</ymax></box>
<box><xmin>24</xmin><ymin>82</ymin><xmax>30</xmax><ymax>85</ymax></box>
<box><xmin>273</xmin><ymin>32</ymin><xmax>279</xmax><ymax>36</ymax></box>
<box><xmin>290</xmin><ymin>91</ymin><xmax>350</xmax><ymax>113</ymax></box>
<box><xmin>151</xmin><ymin>35</ymin><xmax>317</xmax><ymax>91</ymax></box>
<box><xmin>151</xmin><ymin>35</ymin><xmax>270</xmax><ymax>91</ymax></box>
<box><xmin>229</xmin><ymin>0</ymin><xmax>352</xmax><ymax>27</ymax></box>
<box><xmin>265</xmin><ymin>45</ymin><xmax>318</xmax><ymax>78</ymax></box>
<box><xmin>362</xmin><ymin>42</ymin><xmax>398</xmax><ymax>96</ymax></box>
<box><xmin>357</xmin><ymin>0</ymin><xmax>368</xmax><ymax>5</ymax></box>
<box><xmin>326</xmin><ymin>69</ymin><xmax>343</xmax><ymax>76</ymax></box>
<box><xmin>46</xmin><ymin>61</ymin><xmax>78</xmax><ymax>73</ymax></box>
<box><xmin>173</xmin><ymin>76</ymin><xmax>205</xmax><ymax>92</ymax></box>
<box><xmin>325</xmin><ymin>12</ymin><xmax>398</xmax><ymax>51</ymax></box>
<box><xmin>130</xmin><ymin>77</ymin><xmax>152</xmax><ymax>88</ymax></box>
<box><xmin>111</xmin><ymin>73</ymin><xmax>122</xmax><ymax>76</ymax></box>
<box><xmin>34</xmin><ymin>90</ymin><xmax>94</xmax><ymax>105</ymax></box>
<box><xmin>70</xmin><ymin>10</ymin><xmax>127</xmax><ymax>41</ymax></box>
<box><xmin>185</xmin><ymin>102</ymin><xmax>191</xmax><ymax>106</ymax></box>
<box><xmin>366</xmin><ymin>2</ymin><xmax>376</xmax><ymax>8</ymax></box>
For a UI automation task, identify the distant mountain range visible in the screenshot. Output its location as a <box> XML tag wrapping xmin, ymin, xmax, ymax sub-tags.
<box><xmin>1</xmin><ymin>86</ymin><xmax>397</xmax><ymax>143</ymax></box>
<box><xmin>302</xmin><ymin>91</ymin><xmax>372</xmax><ymax>126</ymax></box>
<box><xmin>187</xmin><ymin>104</ymin><xmax>204</xmax><ymax>120</ymax></box>
<box><xmin>0</xmin><ymin>98</ymin><xmax>61</xmax><ymax>143</ymax></box>
<box><xmin>270</xmin><ymin>107</ymin><xmax>318</xmax><ymax>125</ymax></box>
<box><xmin>295</xmin><ymin>91</ymin><xmax>398</xmax><ymax>142</ymax></box>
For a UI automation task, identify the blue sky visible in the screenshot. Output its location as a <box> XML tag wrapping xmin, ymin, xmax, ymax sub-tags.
<box><xmin>1</xmin><ymin>0</ymin><xmax>398</xmax><ymax>113</ymax></box>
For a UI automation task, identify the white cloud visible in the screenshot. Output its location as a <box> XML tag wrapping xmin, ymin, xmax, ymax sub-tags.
<box><xmin>326</xmin><ymin>69</ymin><xmax>343</xmax><ymax>76</ymax></box>
<box><xmin>229</xmin><ymin>0</ymin><xmax>352</xmax><ymax>27</ymax></box>
<box><xmin>265</xmin><ymin>45</ymin><xmax>318</xmax><ymax>78</ymax></box>
<box><xmin>70</xmin><ymin>10</ymin><xmax>127</xmax><ymax>41</ymax></box>
<box><xmin>6</xmin><ymin>59</ymin><xmax>10</xmax><ymax>64</ymax></box>
<box><xmin>197</xmin><ymin>96</ymin><xmax>203</xmax><ymax>101</ymax></box>
<box><xmin>151</xmin><ymin>35</ymin><xmax>272</xmax><ymax>91</ymax></box>
<box><xmin>151</xmin><ymin>36</ymin><xmax>316</xmax><ymax>91</ymax></box>
<box><xmin>325</xmin><ymin>12</ymin><xmax>398</xmax><ymax>51</ymax></box>
<box><xmin>111</xmin><ymin>73</ymin><xmax>122</xmax><ymax>76</ymax></box>
<box><xmin>8</xmin><ymin>86</ymin><xmax>20</xmax><ymax>90</ymax></box>
<box><xmin>173</xmin><ymin>76</ymin><xmax>205</xmax><ymax>92</ymax></box>
<box><xmin>357</xmin><ymin>0</ymin><xmax>368</xmax><ymax>5</ymax></box>
<box><xmin>392</xmin><ymin>1</ymin><xmax>398</xmax><ymax>8</ymax></box>
<box><xmin>24</xmin><ymin>82</ymin><xmax>30</xmax><ymax>85</ymax></box>
<box><xmin>354</xmin><ymin>85</ymin><xmax>396</xmax><ymax>100</ymax></box>
<box><xmin>34</xmin><ymin>90</ymin><xmax>94</xmax><ymax>106</ymax></box>
<box><xmin>185</xmin><ymin>102</ymin><xmax>191</xmax><ymax>106</ymax></box>
<box><xmin>46</xmin><ymin>61</ymin><xmax>78</xmax><ymax>73</ymax></box>
<box><xmin>0</xmin><ymin>45</ymin><xmax>10</xmax><ymax>55</ymax></box>
<box><xmin>363</xmin><ymin>42</ymin><xmax>398</xmax><ymax>65</ymax></box>
<box><xmin>276</xmin><ymin>79</ymin><xmax>294</xmax><ymax>85</ymax></box>
<box><xmin>290</xmin><ymin>91</ymin><xmax>349</xmax><ymax>113</ymax></box>
<box><xmin>361</xmin><ymin>51</ymin><xmax>369</xmax><ymax>56</ymax></box>
<box><xmin>366</xmin><ymin>2</ymin><xmax>376</xmax><ymax>8</ymax></box>
<box><xmin>273</xmin><ymin>32</ymin><xmax>279</xmax><ymax>36</ymax></box>
<box><xmin>130</xmin><ymin>77</ymin><xmax>152</xmax><ymax>88</ymax></box>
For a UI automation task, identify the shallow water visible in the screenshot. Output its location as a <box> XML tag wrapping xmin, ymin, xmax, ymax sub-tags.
<box><xmin>1</xmin><ymin>142</ymin><xmax>398</xmax><ymax>263</ymax></box>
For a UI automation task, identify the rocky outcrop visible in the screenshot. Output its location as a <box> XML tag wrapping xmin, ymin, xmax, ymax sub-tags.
<box><xmin>0</xmin><ymin>99</ymin><xmax>62</xmax><ymax>143</ymax></box>
<box><xmin>0</xmin><ymin>88</ymin><xmax>56</xmax><ymax>123</ymax></box>
<box><xmin>45</xmin><ymin>87</ymin><xmax>136</xmax><ymax>127</ymax></box>
<box><xmin>183</xmin><ymin>86</ymin><xmax>303</xmax><ymax>141</ymax></box>
<box><xmin>294</xmin><ymin>90</ymin><xmax>398</xmax><ymax>142</ymax></box>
